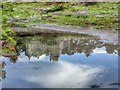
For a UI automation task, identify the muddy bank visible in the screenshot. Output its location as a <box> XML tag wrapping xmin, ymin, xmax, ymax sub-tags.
<box><xmin>12</xmin><ymin>24</ymin><xmax>118</xmax><ymax>44</ymax></box>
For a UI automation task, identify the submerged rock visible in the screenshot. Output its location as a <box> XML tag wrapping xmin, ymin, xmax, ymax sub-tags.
<box><xmin>90</xmin><ymin>85</ymin><xmax>100</xmax><ymax>88</ymax></box>
<box><xmin>110</xmin><ymin>83</ymin><xmax>120</xmax><ymax>86</ymax></box>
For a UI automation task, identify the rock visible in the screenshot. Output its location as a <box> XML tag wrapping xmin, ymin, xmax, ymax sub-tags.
<box><xmin>10</xmin><ymin>16</ymin><xmax>17</xmax><ymax>22</ymax></box>
<box><xmin>110</xmin><ymin>83</ymin><xmax>120</xmax><ymax>86</ymax></box>
<box><xmin>84</xmin><ymin>2</ymin><xmax>97</xmax><ymax>6</ymax></box>
<box><xmin>0</xmin><ymin>62</ymin><xmax>6</xmax><ymax>68</ymax></box>
<box><xmin>53</xmin><ymin>11</ymin><xmax>89</xmax><ymax>16</ymax></box>
<box><xmin>77</xmin><ymin>10</ymin><xmax>89</xmax><ymax>15</ymax></box>
<box><xmin>7</xmin><ymin>32</ymin><xmax>14</xmax><ymax>37</ymax></box>
<box><xmin>95</xmin><ymin>15</ymin><xmax>105</xmax><ymax>18</ymax></box>
<box><xmin>32</xmin><ymin>8</ymin><xmax>50</xmax><ymax>12</ymax></box>
<box><xmin>2</xmin><ymin>52</ymin><xmax>17</xmax><ymax>58</ymax></box>
<box><xmin>0</xmin><ymin>40</ymin><xmax>8</xmax><ymax>47</ymax></box>
<box><xmin>2</xmin><ymin>70</ymin><xmax>6</xmax><ymax>79</ymax></box>
<box><xmin>0</xmin><ymin>5</ymin><xmax>3</xmax><ymax>8</ymax></box>
<box><xmin>0</xmin><ymin>41</ymin><xmax>4</xmax><ymax>47</ymax></box>
<box><xmin>90</xmin><ymin>85</ymin><xmax>100</xmax><ymax>88</ymax></box>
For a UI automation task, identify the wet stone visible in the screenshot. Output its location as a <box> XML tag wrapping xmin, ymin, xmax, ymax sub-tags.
<box><xmin>89</xmin><ymin>85</ymin><xmax>100</xmax><ymax>88</ymax></box>
<box><xmin>109</xmin><ymin>83</ymin><xmax>120</xmax><ymax>86</ymax></box>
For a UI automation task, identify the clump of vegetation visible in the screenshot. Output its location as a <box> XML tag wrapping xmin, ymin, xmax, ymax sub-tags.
<box><xmin>1</xmin><ymin>2</ymin><xmax>16</xmax><ymax>55</ymax></box>
<box><xmin>1</xmin><ymin>27</ymin><xmax>16</xmax><ymax>55</ymax></box>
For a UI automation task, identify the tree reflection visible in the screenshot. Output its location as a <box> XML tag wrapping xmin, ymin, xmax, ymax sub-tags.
<box><xmin>15</xmin><ymin>34</ymin><xmax>118</xmax><ymax>62</ymax></box>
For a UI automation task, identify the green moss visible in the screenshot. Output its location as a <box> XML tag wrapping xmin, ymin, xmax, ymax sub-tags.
<box><xmin>1</xmin><ymin>27</ymin><xmax>16</xmax><ymax>48</ymax></box>
<box><xmin>6</xmin><ymin>37</ymin><xmax>16</xmax><ymax>45</ymax></box>
<box><xmin>1</xmin><ymin>31</ymin><xmax>8</xmax><ymax>40</ymax></box>
<box><xmin>2</xmin><ymin>47</ymin><xmax>13</xmax><ymax>54</ymax></box>
<box><xmin>2</xmin><ymin>2</ymin><xmax>118</xmax><ymax>30</ymax></box>
<box><xmin>4</xmin><ymin>27</ymin><xmax>14</xmax><ymax>33</ymax></box>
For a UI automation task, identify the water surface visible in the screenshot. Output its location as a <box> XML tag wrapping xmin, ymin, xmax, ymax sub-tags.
<box><xmin>1</xmin><ymin>33</ymin><xmax>119</xmax><ymax>88</ymax></box>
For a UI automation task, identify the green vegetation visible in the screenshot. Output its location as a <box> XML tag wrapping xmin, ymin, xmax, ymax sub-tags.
<box><xmin>1</xmin><ymin>2</ymin><xmax>118</xmax><ymax>55</ymax></box>
<box><xmin>1</xmin><ymin>2</ymin><xmax>118</xmax><ymax>29</ymax></box>
<box><xmin>1</xmin><ymin>2</ymin><xmax>16</xmax><ymax>55</ymax></box>
<box><xmin>0</xmin><ymin>27</ymin><xmax>16</xmax><ymax>55</ymax></box>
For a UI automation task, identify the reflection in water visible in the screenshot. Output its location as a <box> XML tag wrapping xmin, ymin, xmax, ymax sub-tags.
<box><xmin>16</xmin><ymin>34</ymin><xmax>118</xmax><ymax>61</ymax></box>
<box><xmin>1</xmin><ymin>56</ymin><xmax>103</xmax><ymax>88</ymax></box>
<box><xmin>1</xmin><ymin>33</ymin><xmax>119</xmax><ymax>88</ymax></box>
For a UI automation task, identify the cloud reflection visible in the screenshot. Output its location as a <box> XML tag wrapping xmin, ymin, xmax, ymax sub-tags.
<box><xmin>3</xmin><ymin>55</ymin><xmax>103</xmax><ymax>88</ymax></box>
<box><xmin>92</xmin><ymin>47</ymin><xmax>107</xmax><ymax>54</ymax></box>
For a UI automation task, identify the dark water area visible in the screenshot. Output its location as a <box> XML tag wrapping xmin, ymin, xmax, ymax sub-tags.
<box><xmin>1</xmin><ymin>33</ymin><xmax>119</xmax><ymax>88</ymax></box>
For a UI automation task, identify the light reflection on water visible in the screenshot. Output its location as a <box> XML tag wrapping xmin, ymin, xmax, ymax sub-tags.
<box><xmin>1</xmin><ymin>34</ymin><xmax>119</xmax><ymax>88</ymax></box>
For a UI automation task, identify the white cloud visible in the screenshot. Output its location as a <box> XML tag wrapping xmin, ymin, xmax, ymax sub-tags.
<box><xmin>3</xmin><ymin>59</ymin><xmax>103</xmax><ymax>88</ymax></box>
<box><xmin>92</xmin><ymin>47</ymin><xmax>107</xmax><ymax>54</ymax></box>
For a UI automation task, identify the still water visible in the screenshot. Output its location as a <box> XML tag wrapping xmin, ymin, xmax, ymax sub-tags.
<box><xmin>1</xmin><ymin>33</ymin><xmax>119</xmax><ymax>88</ymax></box>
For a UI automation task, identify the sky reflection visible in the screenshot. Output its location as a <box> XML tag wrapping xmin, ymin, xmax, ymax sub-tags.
<box><xmin>1</xmin><ymin>34</ymin><xmax>119</xmax><ymax>88</ymax></box>
<box><xmin>2</xmin><ymin>56</ymin><xmax>103</xmax><ymax>88</ymax></box>
<box><xmin>1</xmin><ymin>46</ymin><xmax>118</xmax><ymax>88</ymax></box>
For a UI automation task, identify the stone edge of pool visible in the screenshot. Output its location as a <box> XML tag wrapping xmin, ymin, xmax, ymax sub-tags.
<box><xmin>12</xmin><ymin>24</ymin><xmax>118</xmax><ymax>45</ymax></box>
